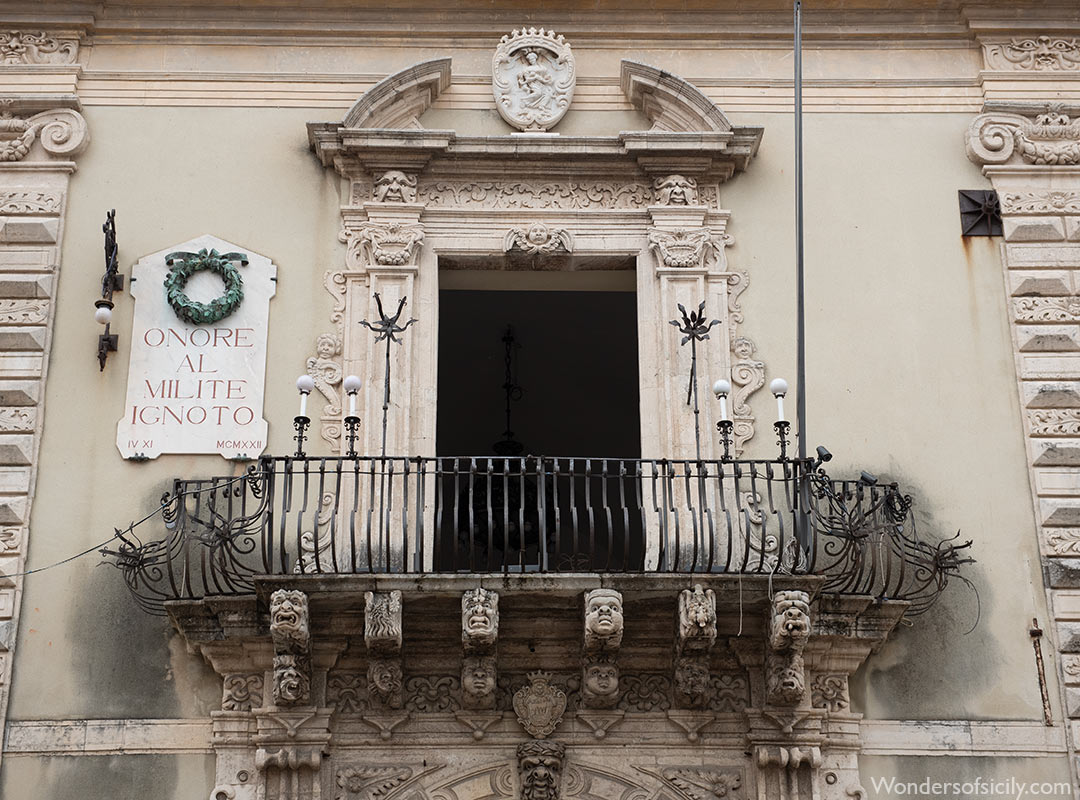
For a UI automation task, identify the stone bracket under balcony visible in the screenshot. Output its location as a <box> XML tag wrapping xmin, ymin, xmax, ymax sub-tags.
<box><xmin>170</xmin><ymin>573</ymin><xmax>907</xmax><ymax>800</ymax></box>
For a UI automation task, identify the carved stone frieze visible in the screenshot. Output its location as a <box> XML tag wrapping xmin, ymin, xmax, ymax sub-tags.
<box><xmin>766</xmin><ymin>591</ymin><xmax>811</xmax><ymax>707</ymax></box>
<box><xmin>648</xmin><ymin>227</ymin><xmax>725</xmax><ymax>269</ymax></box>
<box><xmin>364</xmin><ymin>590</ymin><xmax>403</xmax><ymax>652</ymax></box>
<box><xmin>1046</xmin><ymin>529</ymin><xmax>1080</xmax><ymax>556</ymax></box>
<box><xmin>517</xmin><ymin>738</ymin><xmax>565</xmax><ymax>800</ymax></box>
<box><xmin>372</xmin><ymin>170</ymin><xmax>418</xmax><ymax>203</ymax></box>
<box><xmin>1000</xmin><ymin>190</ymin><xmax>1080</xmax><ymax>215</ymax></box>
<box><xmin>504</xmin><ymin>223</ymin><xmax>573</xmax><ymax>255</ymax></box>
<box><xmin>582</xmin><ymin>588</ymin><xmax>623</xmax><ymax>652</ymax></box>
<box><xmin>810</xmin><ymin>674</ymin><xmax>849</xmax><ymax>713</ymax></box>
<box><xmin>342</xmin><ymin>221</ymin><xmax>424</xmax><ymax>268</ymax></box>
<box><xmin>0</xmin><ymin>300</ymin><xmax>48</xmax><ymax>325</ymax></box>
<box><xmin>984</xmin><ymin>36</ymin><xmax>1080</xmax><ymax>71</ymax></box>
<box><xmin>462</xmin><ymin>655</ymin><xmax>498</xmax><ymax>710</ymax></box>
<box><xmin>492</xmin><ymin>28</ymin><xmax>575</xmax><ymax>132</ymax></box>
<box><xmin>654</xmin><ymin>174</ymin><xmax>700</xmax><ymax>206</ymax></box>
<box><xmin>580</xmin><ymin>654</ymin><xmax>619</xmax><ymax>710</ymax></box>
<box><xmin>0</xmin><ymin>31</ymin><xmax>78</xmax><ymax>64</ymax></box>
<box><xmin>0</xmin><ymin>191</ymin><xmax>62</xmax><ymax>215</ymax></box>
<box><xmin>367</xmin><ymin>658</ymin><xmax>404</xmax><ymax>710</ymax></box>
<box><xmin>462</xmin><ymin>587</ymin><xmax>499</xmax><ymax>651</ymax></box>
<box><xmin>1029</xmin><ymin>410</ymin><xmax>1080</xmax><ymax>436</ymax></box>
<box><xmin>327</xmin><ymin>671</ymin><xmax>366</xmax><ymax>713</ymax></box>
<box><xmin>513</xmin><ymin>671</ymin><xmax>567</xmax><ymax>738</ymax></box>
<box><xmin>711</xmin><ymin>671</ymin><xmax>750</xmax><ymax>712</ymax></box>
<box><xmin>1014</xmin><ymin>297</ymin><xmax>1080</xmax><ymax>322</ymax></box>
<box><xmin>404</xmin><ymin>675</ymin><xmax>460</xmax><ymax>712</ymax></box>
<box><xmin>222</xmin><ymin>673</ymin><xmax>264</xmax><ymax>712</ymax></box>
<box><xmin>618</xmin><ymin>673</ymin><xmax>672</xmax><ymax>712</ymax></box>
<box><xmin>967</xmin><ymin>104</ymin><xmax>1080</xmax><ymax>166</ymax></box>
<box><xmin>417</xmin><ymin>180</ymin><xmax>653</xmax><ymax>210</ymax></box>
<box><xmin>677</xmin><ymin>584</ymin><xmax>717</xmax><ymax>655</ymax></box>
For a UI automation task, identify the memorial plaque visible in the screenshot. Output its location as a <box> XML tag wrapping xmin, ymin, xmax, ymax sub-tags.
<box><xmin>116</xmin><ymin>234</ymin><xmax>276</xmax><ymax>460</ymax></box>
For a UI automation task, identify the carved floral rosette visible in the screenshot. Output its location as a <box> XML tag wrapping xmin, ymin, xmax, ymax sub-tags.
<box><xmin>492</xmin><ymin>28</ymin><xmax>575</xmax><ymax>132</ymax></box>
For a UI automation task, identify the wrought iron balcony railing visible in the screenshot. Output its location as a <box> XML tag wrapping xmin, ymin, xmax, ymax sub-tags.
<box><xmin>104</xmin><ymin>454</ymin><xmax>972</xmax><ymax>615</ymax></box>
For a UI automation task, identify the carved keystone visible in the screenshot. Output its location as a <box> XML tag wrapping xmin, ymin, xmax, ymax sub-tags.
<box><xmin>517</xmin><ymin>738</ymin><xmax>566</xmax><ymax>800</ymax></box>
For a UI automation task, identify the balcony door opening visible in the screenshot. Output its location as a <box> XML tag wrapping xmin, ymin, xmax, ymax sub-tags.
<box><xmin>435</xmin><ymin>268</ymin><xmax>643</xmax><ymax>572</ymax></box>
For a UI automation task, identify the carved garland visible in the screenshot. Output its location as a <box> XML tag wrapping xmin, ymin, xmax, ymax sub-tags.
<box><xmin>163</xmin><ymin>249</ymin><xmax>247</xmax><ymax>324</ymax></box>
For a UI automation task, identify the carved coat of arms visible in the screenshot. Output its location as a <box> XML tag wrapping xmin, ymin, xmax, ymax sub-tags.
<box><xmin>512</xmin><ymin>671</ymin><xmax>567</xmax><ymax>738</ymax></box>
<box><xmin>492</xmin><ymin>28</ymin><xmax>575</xmax><ymax>132</ymax></box>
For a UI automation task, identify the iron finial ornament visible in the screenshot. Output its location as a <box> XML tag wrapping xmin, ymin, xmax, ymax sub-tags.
<box><xmin>670</xmin><ymin>301</ymin><xmax>720</xmax><ymax>461</ymax></box>
<box><xmin>359</xmin><ymin>293</ymin><xmax>418</xmax><ymax>458</ymax></box>
<box><xmin>95</xmin><ymin>209</ymin><xmax>124</xmax><ymax>370</ymax></box>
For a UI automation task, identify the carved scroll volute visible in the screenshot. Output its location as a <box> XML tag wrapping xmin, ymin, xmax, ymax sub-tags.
<box><xmin>0</xmin><ymin>107</ymin><xmax>89</xmax><ymax>163</ymax></box>
<box><xmin>269</xmin><ymin>589</ymin><xmax>312</xmax><ymax>707</ymax></box>
<box><xmin>765</xmin><ymin>590</ymin><xmax>811</xmax><ymax>707</ymax></box>
<box><xmin>967</xmin><ymin>105</ymin><xmax>1080</xmax><ymax>167</ymax></box>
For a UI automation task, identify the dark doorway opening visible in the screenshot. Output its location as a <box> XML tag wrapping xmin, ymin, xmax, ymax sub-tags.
<box><xmin>435</xmin><ymin>287</ymin><xmax>643</xmax><ymax>572</ymax></box>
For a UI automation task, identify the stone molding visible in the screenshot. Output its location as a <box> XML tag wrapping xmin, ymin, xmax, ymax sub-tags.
<box><xmin>342</xmin><ymin>58</ymin><xmax>451</xmax><ymax>130</ymax></box>
<box><xmin>969</xmin><ymin>111</ymin><xmax>1080</xmax><ymax>786</ymax></box>
<box><xmin>0</xmin><ymin>101</ymin><xmax>87</xmax><ymax>774</ymax></box>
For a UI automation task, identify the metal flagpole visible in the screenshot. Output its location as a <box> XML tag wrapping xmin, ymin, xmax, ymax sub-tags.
<box><xmin>795</xmin><ymin>0</ymin><xmax>807</xmax><ymax>462</ymax></box>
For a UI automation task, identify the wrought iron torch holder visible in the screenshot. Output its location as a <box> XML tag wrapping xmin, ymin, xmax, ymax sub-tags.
<box><xmin>774</xmin><ymin>420</ymin><xmax>791</xmax><ymax>461</ymax></box>
<box><xmin>293</xmin><ymin>415</ymin><xmax>311</xmax><ymax>458</ymax></box>
<box><xmin>717</xmin><ymin>418</ymin><xmax>734</xmax><ymax>461</ymax></box>
<box><xmin>344</xmin><ymin>415</ymin><xmax>360</xmax><ymax>458</ymax></box>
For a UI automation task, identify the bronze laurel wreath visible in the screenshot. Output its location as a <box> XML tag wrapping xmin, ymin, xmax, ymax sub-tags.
<box><xmin>163</xmin><ymin>248</ymin><xmax>248</xmax><ymax>325</ymax></box>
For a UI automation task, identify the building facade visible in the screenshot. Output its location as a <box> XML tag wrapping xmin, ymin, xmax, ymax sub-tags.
<box><xmin>0</xmin><ymin>1</ymin><xmax>1077</xmax><ymax>798</ymax></box>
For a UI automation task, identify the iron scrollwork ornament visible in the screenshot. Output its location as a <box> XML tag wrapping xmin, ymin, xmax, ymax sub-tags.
<box><xmin>163</xmin><ymin>248</ymin><xmax>248</xmax><ymax>324</ymax></box>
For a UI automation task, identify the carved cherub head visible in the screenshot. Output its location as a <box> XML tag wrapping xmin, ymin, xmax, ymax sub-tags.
<box><xmin>372</xmin><ymin>170</ymin><xmax>417</xmax><ymax>203</ymax></box>
<box><xmin>462</xmin><ymin>588</ymin><xmax>499</xmax><ymax>645</ymax></box>
<box><xmin>517</xmin><ymin>739</ymin><xmax>565</xmax><ymax>800</ymax></box>
<box><xmin>655</xmin><ymin>174</ymin><xmax>698</xmax><ymax>206</ymax></box>
<box><xmin>315</xmin><ymin>333</ymin><xmax>341</xmax><ymax>359</ymax></box>
<box><xmin>525</xmin><ymin>222</ymin><xmax>552</xmax><ymax>246</ymax></box>
<box><xmin>462</xmin><ymin>655</ymin><xmax>497</xmax><ymax>707</ymax></box>
<box><xmin>582</xmin><ymin>656</ymin><xmax>619</xmax><ymax>708</ymax></box>
<box><xmin>584</xmin><ymin>589</ymin><xmax>624</xmax><ymax>646</ymax></box>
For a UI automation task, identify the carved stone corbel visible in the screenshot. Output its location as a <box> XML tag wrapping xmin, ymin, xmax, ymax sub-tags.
<box><xmin>342</xmin><ymin>220</ymin><xmax>425</xmax><ymax>268</ymax></box>
<box><xmin>365</xmin><ymin>591</ymin><xmax>404</xmax><ymax>710</ymax></box>
<box><xmin>462</xmin><ymin>588</ymin><xmax>499</xmax><ymax>710</ymax></box>
<box><xmin>252</xmin><ymin>708</ymin><xmax>333</xmax><ymax>800</ymax></box>
<box><xmin>581</xmin><ymin>589</ymin><xmax>622</xmax><ymax>709</ymax></box>
<box><xmin>766</xmin><ymin>591</ymin><xmax>811</xmax><ymax>707</ymax></box>
<box><xmin>269</xmin><ymin>589</ymin><xmax>312</xmax><ymax>707</ymax></box>
<box><xmin>671</xmin><ymin>585</ymin><xmax>717</xmax><ymax>711</ymax></box>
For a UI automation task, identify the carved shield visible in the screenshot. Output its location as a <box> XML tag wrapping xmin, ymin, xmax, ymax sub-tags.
<box><xmin>492</xmin><ymin>28</ymin><xmax>575</xmax><ymax>132</ymax></box>
<box><xmin>512</xmin><ymin>672</ymin><xmax>567</xmax><ymax>738</ymax></box>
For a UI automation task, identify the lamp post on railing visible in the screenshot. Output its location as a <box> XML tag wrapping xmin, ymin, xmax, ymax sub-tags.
<box><xmin>294</xmin><ymin>374</ymin><xmax>314</xmax><ymax>457</ymax></box>
<box><xmin>343</xmin><ymin>374</ymin><xmax>362</xmax><ymax>458</ymax></box>
<box><xmin>771</xmin><ymin>377</ymin><xmax>791</xmax><ymax>461</ymax></box>
<box><xmin>713</xmin><ymin>378</ymin><xmax>733</xmax><ymax>461</ymax></box>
